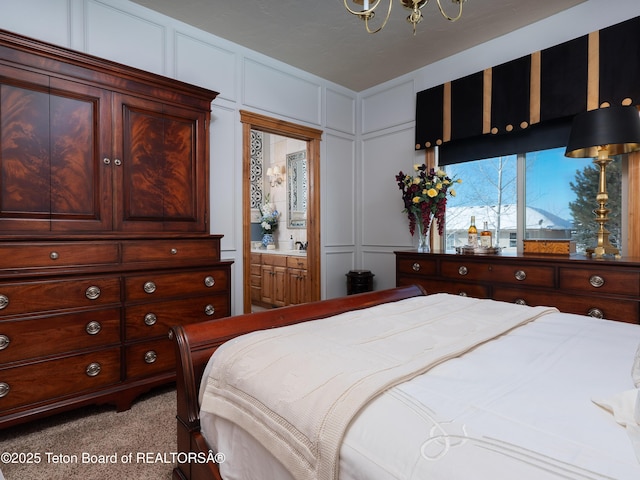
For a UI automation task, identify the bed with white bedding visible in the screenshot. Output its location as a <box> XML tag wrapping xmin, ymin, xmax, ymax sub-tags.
<box><xmin>170</xmin><ymin>285</ymin><xmax>640</xmax><ymax>480</ymax></box>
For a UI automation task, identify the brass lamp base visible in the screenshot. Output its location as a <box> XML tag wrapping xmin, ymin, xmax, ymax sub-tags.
<box><xmin>586</xmin><ymin>154</ymin><xmax>620</xmax><ymax>259</ymax></box>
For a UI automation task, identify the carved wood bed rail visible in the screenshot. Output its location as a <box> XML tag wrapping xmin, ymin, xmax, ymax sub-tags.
<box><xmin>169</xmin><ymin>284</ymin><xmax>427</xmax><ymax>480</ymax></box>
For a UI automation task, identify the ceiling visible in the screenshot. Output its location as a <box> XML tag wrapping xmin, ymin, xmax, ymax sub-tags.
<box><xmin>130</xmin><ymin>0</ymin><xmax>586</xmax><ymax>91</ymax></box>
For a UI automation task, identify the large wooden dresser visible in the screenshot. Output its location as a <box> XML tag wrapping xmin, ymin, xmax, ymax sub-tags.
<box><xmin>0</xmin><ymin>30</ymin><xmax>231</xmax><ymax>427</ymax></box>
<box><xmin>396</xmin><ymin>251</ymin><xmax>640</xmax><ymax>325</ymax></box>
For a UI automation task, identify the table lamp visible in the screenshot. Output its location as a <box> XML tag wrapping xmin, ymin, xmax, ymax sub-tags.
<box><xmin>565</xmin><ymin>105</ymin><xmax>640</xmax><ymax>257</ymax></box>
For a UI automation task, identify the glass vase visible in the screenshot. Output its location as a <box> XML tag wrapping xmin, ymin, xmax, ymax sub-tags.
<box><xmin>416</xmin><ymin>219</ymin><xmax>431</xmax><ymax>253</ymax></box>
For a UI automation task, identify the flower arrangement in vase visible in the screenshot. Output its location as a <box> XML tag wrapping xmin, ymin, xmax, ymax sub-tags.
<box><xmin>259</xmin><ymin>193</ymin><xmax>280</xmax><ymax>247</ymax></box>
<box><xmin>395</xmin><ymin>164</ymin><xmax>461</xmax><ymax>252</ymax></box>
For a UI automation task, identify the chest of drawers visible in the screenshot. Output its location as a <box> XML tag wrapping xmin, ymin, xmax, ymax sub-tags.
<box><xmin>396</xmin><ymin>251</ymin><xmax>640</xmax><ymax>324</ymax></box>
<box><xmin>0</xmin><ymin>236</ymin><xmax>232</xmax><ymax>428</ymax></box>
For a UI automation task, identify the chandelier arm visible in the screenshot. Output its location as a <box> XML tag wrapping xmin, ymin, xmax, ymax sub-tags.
<box><xmin>365</xmin><ymin>0</ymin><xmax>393</xmax><ymax>34</ymax></box>
<box><xmin>343</xmin><ymin>0</ymin><xmax>383</xmax><ymax>17</ymax></box>
<box><xmin>435</xmin><ymin>0</ymin><xmax>464</xmax><ymax>22</ymax></box>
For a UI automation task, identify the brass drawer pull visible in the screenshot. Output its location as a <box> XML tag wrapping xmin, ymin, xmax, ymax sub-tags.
<box><xmin>589</xmin><ymin>275</ymin><xmax>605</xmax><ymax>288</ymax></box>
<box><xmin>85</xmin><ymin>321</ymin><xmax>102</xmax><ymax>335</ymax></box>
<box><xmin>114</xmin><ymin>158</ymin><xmax>122</xmax><ymax>166</ymax></box>
<box><xmin>458</xmin><ymin>292</ymin><xmax>468</xmax><ymax>297</ymax></box>
<box><xmin>103</xmin><ymin>157</ymin><xmax>111</xmax><ymax>165</ymax></box>
<box><xmin>204</xmin><ymin>304</ymin><xmax>215</xmax><ymax>316</ymax></box>
<box><xmin>0</xmin><ymin>294</ymin><xmax>9</xmax><ymax>310</ymax></box>
<box><xmin>411</xmin><ymin>262</ymin><xmax>420</xmax><ymax>272</ymax></box>
<box><xmin>85</xmin><ymin>362</ymin><xmax>101</xmax><ymax>377</ymax></box>
<box><xmin>514</xmin><ymin>270</ymin><xmax>526</xmax><ymax>281</ymax></box>
<box><xmin>170</xmin><ymin>248</ymin><xmax>178</xmax><ymax>255</ymax></box>
<box><xmin>588</xmin><ymin>307</ymin><xmax>604</xmax><ymax>319</ymax></box>
<box><xmin>0</xmin><ymin>382</ymin><xmax>10</xmax><ymax>398</ymax></box>
<box><xmin>143</xmin><ymin>281</ymin><xmax>157</xmax><ymax>294</ymax></box>
<box><xmin>204</xmin><ymin>276</ymin><xmax>215</xmax><ymax>287</ymax></box>
<box><xmin>515</xmin><ymin>298</ymin><xmax>527</xmax><ymax>305</ymax></box>
<box><xmin>50</xmin><ymin>251</ymin><xmax>59</xmax><ymax>260</ymax></box>
<box><xmin>458</xmin><ymin>266</ymin><xmax>468</xmax><ymax>276</ymax></box>
<box><xmin>144</xmin><ymin>313</ymin><xmax>157</xmax><ymax>326</ymax></box>
<box><xmin>85</xmin><ymin>286</ymin><xmax>101</xmax><ymax>300</ymax></box>
<box><xmin>0</xmin><ymin>334</ymin><xmax>10</xmax><ymax>350</ymax></box>
<box><xmin>144</xmin><ymin>350</ymin><xmax>157</xmax><ymax>364</ymax></box>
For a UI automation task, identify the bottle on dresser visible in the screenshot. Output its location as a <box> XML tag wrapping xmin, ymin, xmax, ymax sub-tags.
<box><xmin>468</xmin><ymin>216</ymin><xmax>478</xmax><ymax>247</ymax></box>
<box><xmin>480</xmin><ymin>221</ymin><xmax>493</xmax><ymax>247</ymax></box>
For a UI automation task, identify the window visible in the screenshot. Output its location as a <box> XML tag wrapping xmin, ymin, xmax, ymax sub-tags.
<box><xmin>443</xmin><ymin>147</ymin><xmax>623</xmax><ymax>254</ymax></box>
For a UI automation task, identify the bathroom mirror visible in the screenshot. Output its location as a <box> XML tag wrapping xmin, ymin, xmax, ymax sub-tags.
<box><xmin>287</xmin><ymin>150</ymin><xmax>307</xmax><ymax>228</ymax></box>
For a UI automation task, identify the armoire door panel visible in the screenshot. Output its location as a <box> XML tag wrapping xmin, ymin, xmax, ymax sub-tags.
<box><xmin>114</xmin><ymin>94</ymin><xmax>205</xmax><ymax>233</ymax></box>
<box><xmin>0</xmin><ymin>77</ymin><xmax>51</xmax><ymax>231</ymax></box>
<box><xmin>0</xmin><ymin>70</ymin><xmax>112</xmax><ymax>232</ymax></box>
<box><xmin>49</xmin><ymin>78</ymin><xmax>112</xmax><ymax>231</ymax></box>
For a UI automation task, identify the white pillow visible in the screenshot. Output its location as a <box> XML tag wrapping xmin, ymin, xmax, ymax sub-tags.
<box><xmin>633</xmin><ymin>342</ymin><xmax>640</xmax><ymax>388</ymax></box>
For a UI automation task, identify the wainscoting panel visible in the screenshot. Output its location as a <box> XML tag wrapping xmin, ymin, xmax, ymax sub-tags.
<box><xmin>326</xmin><ymin>88</ymin><xmax>356</xmax><ymax>136</ymax></box>
<box><xmin>325</xmin><ymin>250</ymin><xmax>356</xmax><ymax>299</ymax></box>
<box><xmin>85</xmin><ymin>0</ymin><xmax>166</xmax><ymax>76</ymax></box>
<box><xmin>243</xmin><ymin>58</ymin><xmax>321</xmax><ymax>127</ymax></box>
<box><xmin>175</xmin><ymin>32</ymin><xmax>236</xmax><ymax>99</ymax></box>
<box><xmin>325</xmin><ymin>134</ymin><xmax>356</xmax><ymax>247</ymax></box>
<box><xmin>361</xmin><ymin>126</ymin><xmax>418</xmax><ymax>248</ymax></box>
<box><xmin>361</xmin><ymin>80</ymin><xmax>415</xmax><ymax>135</ymax></box>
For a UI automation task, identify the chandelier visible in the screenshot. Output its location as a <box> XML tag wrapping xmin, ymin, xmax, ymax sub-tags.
<box><xmin>343</xmin><ymin>0</ymin><xmax>466</xmax><ymax>35</ymax></box>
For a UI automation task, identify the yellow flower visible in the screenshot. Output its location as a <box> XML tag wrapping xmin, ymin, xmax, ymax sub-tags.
<box><xmin>426</xmin><ymin>188</ymin><xmax>438</xmax><ymax>198</ymax></box>
<box><xmin>413</xmin><ymin>164</ymin><xmax>421</xmax><ymax>171</ymax></box>
<box><xmin>412</xmin><ymin>196</ymin><xmax>421</xmax><ymax>203</ymax></box>
<box><xmin>457</xmin><ymin>178</ymin><xmax>463</xmax><ymax>183</ymax></box>
<box><xmin>413</xmin><ymin>177</ymin><xmax>421</xmax><ymax>185</ymax></box>
<box><xmin>450</xmin><ymin>189</ymin><xmax>456</xmax><ymax>196</ymax></box>
<box><xmin>436</xmin><ymin>169</ymin><xmax>446</xmax><ymax>177</ymax></box>
<box><xmin>436</xmin><ymin>182</ymin><xmax>443</xmax><ymax>190</ymax></box>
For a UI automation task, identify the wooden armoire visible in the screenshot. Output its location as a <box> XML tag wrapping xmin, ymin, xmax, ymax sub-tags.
<box><xmin>0</xmin><ymin>29</ymin><xmax>231</xmax><ymax>428</ymax></box>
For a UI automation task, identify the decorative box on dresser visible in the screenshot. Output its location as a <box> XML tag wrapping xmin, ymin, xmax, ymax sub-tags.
<box><xmin>396</xmin><ymin>251</ymin><xmax>640</xmax><ymax>325</ymax></box>
<box><xmin>0</xmin><ymin>30</ymin><xmax>232</xmax><ymax>428</ymax></box>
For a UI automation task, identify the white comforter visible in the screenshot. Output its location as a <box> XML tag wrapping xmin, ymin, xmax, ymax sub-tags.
<box><xmin>200</xmin><ymin>295</ymin><xmax>640</xmax><ymax>480</ymax></box>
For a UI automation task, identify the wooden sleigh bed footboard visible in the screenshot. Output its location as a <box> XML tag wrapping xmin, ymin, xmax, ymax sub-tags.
<box><xmin>169</xmin><ymin>284</ymin><xmax>426</xmax><ymax>480</ymax></box>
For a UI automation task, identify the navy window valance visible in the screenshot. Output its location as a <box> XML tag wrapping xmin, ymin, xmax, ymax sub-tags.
<box><xmin>415</xmin><ymin>16</ymin><xmax>640</xmax><ymax>165</ymax></box>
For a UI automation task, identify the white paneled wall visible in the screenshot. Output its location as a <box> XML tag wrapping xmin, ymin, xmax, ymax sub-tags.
<box><xmin>0</xmin><ymin>0</ymin><xmax>358</xmax><ymax>312</ymax></box>
<box><xmin>2</xmin><ymin>0</ymin><xmax>640</xmax><ymax>308</ymax></box>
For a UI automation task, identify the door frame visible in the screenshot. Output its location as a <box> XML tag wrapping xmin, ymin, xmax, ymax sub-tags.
<box><xmin>240</xmin><ymin>110</ymin><xmax>322</xmax><ymax>313</ymax></box>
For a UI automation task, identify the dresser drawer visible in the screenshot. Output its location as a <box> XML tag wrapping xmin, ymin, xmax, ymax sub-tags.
<box><xmin>125</xmin><ymin>295</ymin><xmax>229</xmax><ymax>340</ymax></box>
<box><xmin>124</xmin><ymin>267</ymin><xmax>229</xmax><ymax>302</ymax></box>
<box><xmin>0</xmin><ymin>276</ymin><xmax>121</xmax><ymax>316</ymax></box>
<box><xmin>0</xmin><ymin>242</ymin><xmax>119</xmax><ymax>270</ymax></box>
<box><xmin>488</xmin><ymin>263</ymin><xmax>554</xmax><ymax>287</ymax></box>
<box><xmin>122</xmin><ymin>239</ymin><xmax>219</xmax><ymax>264</ymax></box>
<box><xmin>558</xmin><ymin>267</ymin><xmax>640</xmax><ymax>297</ymax></box>
<box><xmin>440</xmin><ymin>259</ymin><xmax>491</xmax><ymax>282</ymax></box>
<box><xmin>397</xmin><ymin>256</ymin><xmax>437</xmax><ymax>276</ymax></box>
<box><xmin>399</xmin><ymin>276</ymin><xmax>490</xmax><ymax>298</ymax></box>
<box><xmin>0</xmin><ymin>348</ymin><xmax>121</xmax><ymax>411</ymax></box>
<box><xmin>0</xmin><ymin>308</ymin><xmax>120</xmax><ymax>363</ymax></box>
<box><xmin>493</xmin><ymin>287</ymin><xmax>639</xmax><ymax>324</ymax></box>
<box><xmin>125</xmin><ymin>337</ymin><xmax>175</xmax><ymax>378</ymax></box>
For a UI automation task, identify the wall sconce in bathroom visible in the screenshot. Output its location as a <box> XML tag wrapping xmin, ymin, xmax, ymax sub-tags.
<box><xmin>266</xmin><ymin>165</ymin><xmax>284</xmax><ymax>187</ymax></box>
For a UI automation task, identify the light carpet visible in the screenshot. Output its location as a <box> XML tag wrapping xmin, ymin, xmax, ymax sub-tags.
<box><xmin>0</xmin><ymin>385</ymin><xmax>176</xmax><ymax>480</ymax></box>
